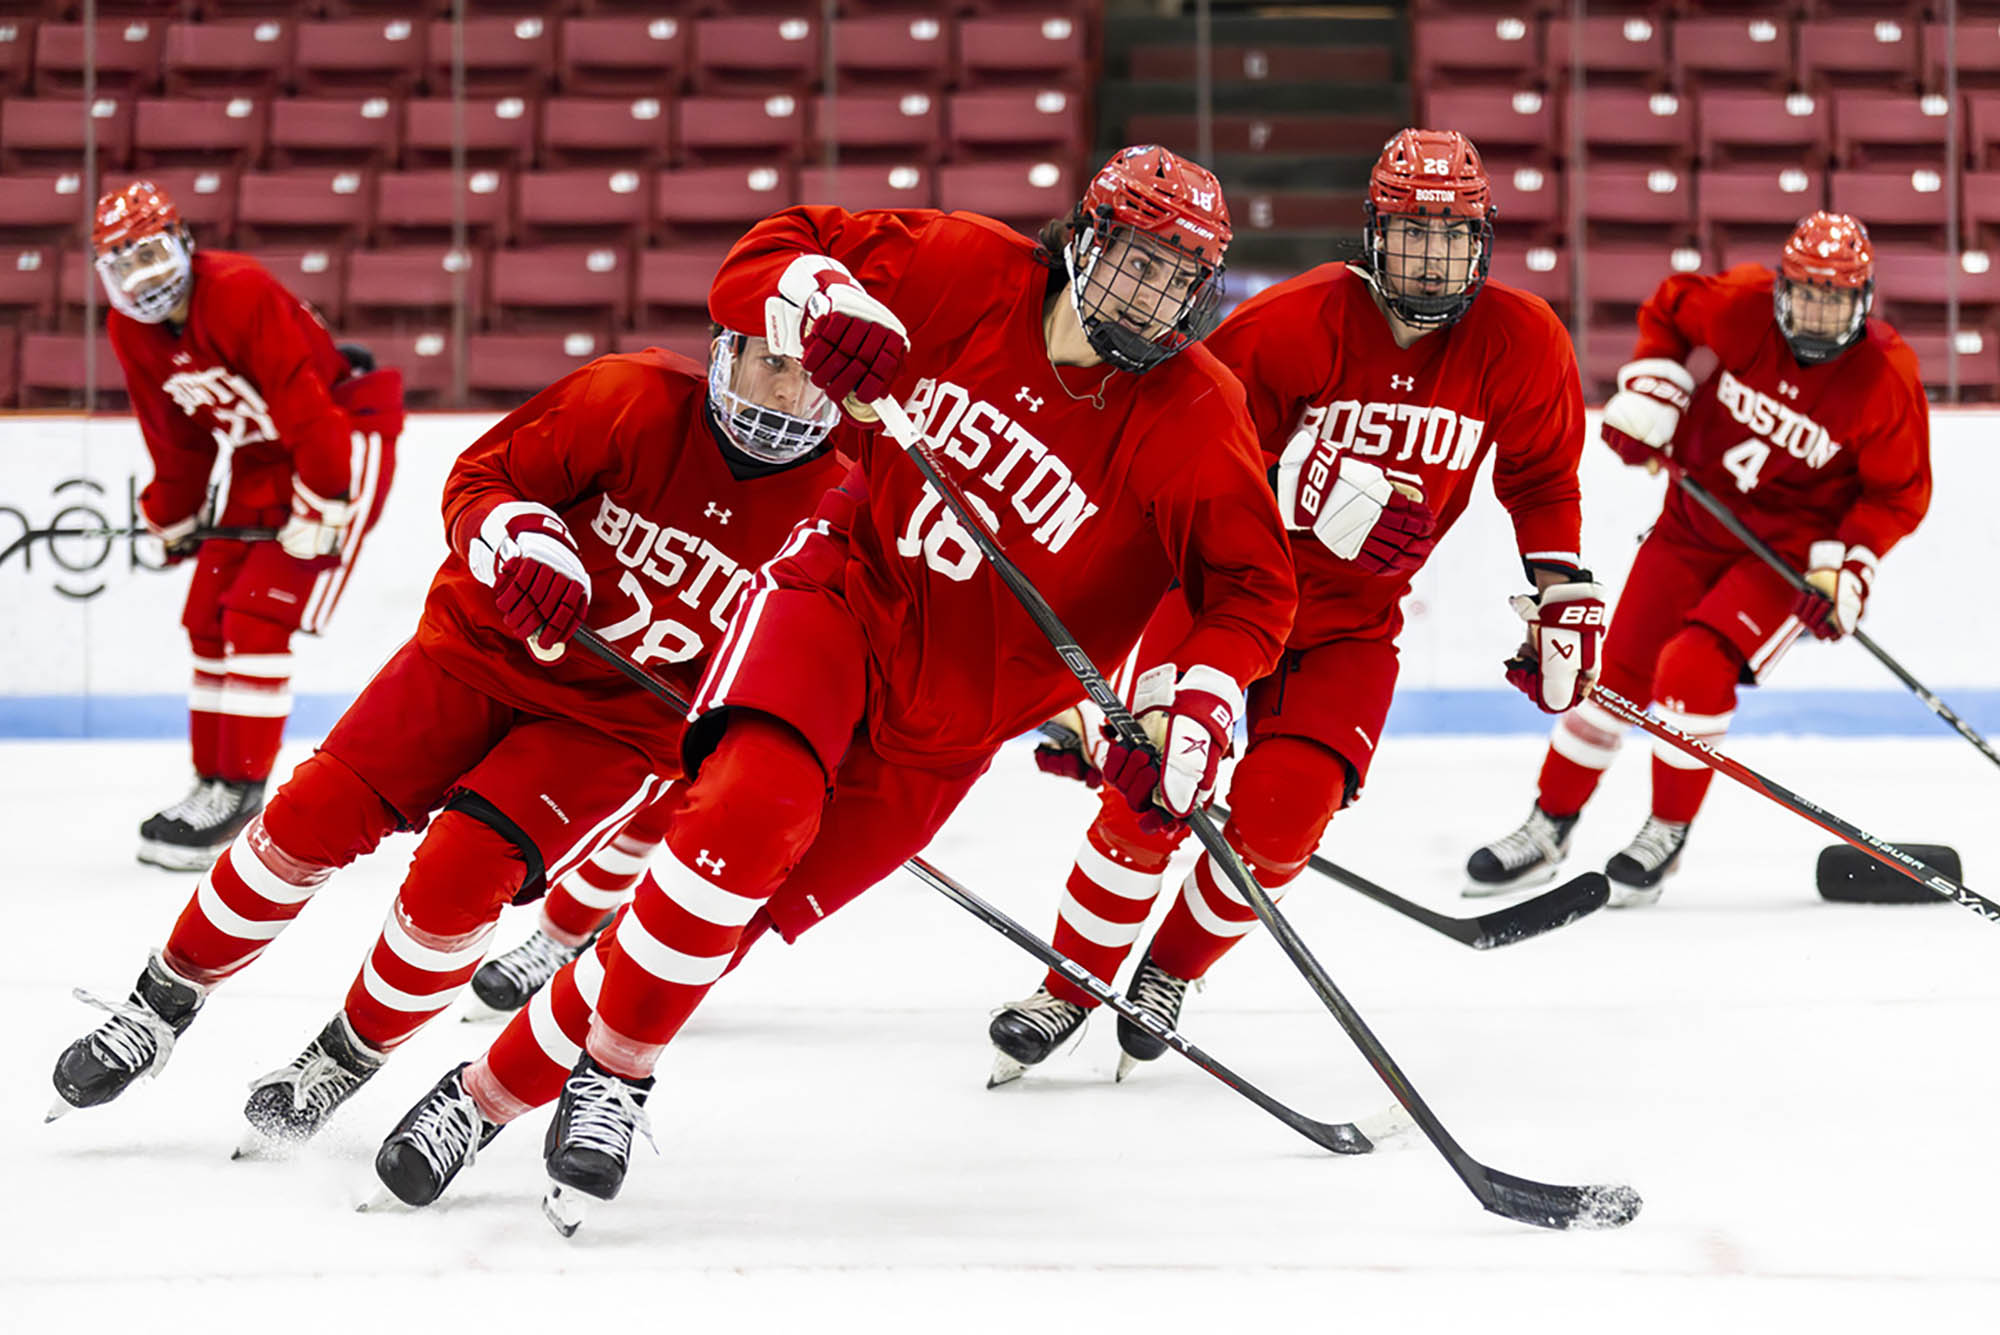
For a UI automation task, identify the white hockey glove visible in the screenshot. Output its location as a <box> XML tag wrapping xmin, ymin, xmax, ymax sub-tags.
<box><xmin>1272</xmin><ymin>428</ymin><xmax>1436</xmax><ymax>572</ymax></box>
<box><xmin>144</xmin><ymin>511</ymin><xmax>202</xmax><ymax>565</ymax></box>
<box><xmin>276</xmin><ymin>476</ymin><xmax>354</xmax><ymax>568</ymax></box>
<box><xmin>1505</xmin><ymin>579</ymin><xmax>1608</xmax><ymax>713</ymax></box>
<box><xmin>1101</xmin><ymin>663</ymin><xmax>1240</xmax><ymax>825</ymax></box>
<box><xmin>1602</xmin><ymin>358</ymin><xmax>1694</xmax><ymax>472</ymax></box>
<box><xmin>764</xmin><ymin>254</ymin><xmax>909</xmax><ymax>411</ymax></box>
<box><xmin>1795</xmin><ymin>540</ymin><xmax>1876</xmax><ymax>640</ymax></box>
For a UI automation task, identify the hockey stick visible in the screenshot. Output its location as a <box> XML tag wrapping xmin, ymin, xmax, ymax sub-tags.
<box><xmin>1587</xmin><ymin>684</ymin><xmax>1997</xmax><ymax>922</ymax></box>
<box><xmin>1036</xmin><ymin>721</ymin><xmax>1609</xmax><ymax>949</ymax></box>
<box><xmin>867</xmin><ymin>396</ymin><xmax>1641</xmax><ymax>1231</ymax></box>
<box><xmin>0</xmin><ymin>524</ymin><xmax>278</xmax><ymax>568</ymax></box>
<box><xmin>566</xmin><ymin>625</ymin><xmax>1399</xmax><ymax>1157</ymax></box>
<box><xmin>1668</xmin><ymin>466</ymin><xmax>2000</xmax><ymax>772</ymax></box>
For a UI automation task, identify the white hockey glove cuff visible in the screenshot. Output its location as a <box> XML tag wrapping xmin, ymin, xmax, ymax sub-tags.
<box><xmin>1273</xmin><ymin>428</ymin><xmax>1396</xmax><ymax>561</ymax></box>
<box><xmin>277</xmin><ymin>477</ymin><xmax>354</xmax><ymax>563</ymax></box>
<box><xmin>1603</xmin><ymin>358</ymin><xmax>1695</xmax><ymax>449</ymax></box>
<box><xmin>763</xmin><ymin>253</ymin><xmax>908</xmax><ymax>359</ymax></box>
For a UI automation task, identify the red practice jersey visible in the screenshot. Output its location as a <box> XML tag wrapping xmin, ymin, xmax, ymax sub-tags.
<box><xmin>108</xmin><ymin>250</ymin><xmax>358</xmax><ymax>526</ymax></box>
<box><xmin>420</xmin><ymin>350</ymin><xmax>846</xmax><ymax>770</ymax></box>
<box><xmin>709</xmin><ymin>206</ymin><xmax>1297</xmax><ymax>768</ymax></box>
<box><xmin>1634</xmin><ymin>264</ymin><xmax>1931</xmax><ymax>558</ymax></box>
<box><xmin>1209</xmin><ymin>263</ymin><xmax>1586</xmax><ymax>647</ymax></box>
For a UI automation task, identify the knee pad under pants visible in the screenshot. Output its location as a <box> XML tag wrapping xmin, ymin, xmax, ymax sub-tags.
<box><xmin>1652</xmin><ymin>624</ymin><xmax>1741</xmax><ymax>717</ymax></box>
<box><xmin>1224</xmin><ymin>736</ymin><xmax>1356</xmax><ymax>884</ymax></box>
<box><xmin>397</xmin><ymin>810</ymin><xmax>529</xmax><ymax>939</ymax></box>
<box><xmin>259</xmin><ymin>751</ymin><xmax>401</xmax><ymax>870</ymax></box>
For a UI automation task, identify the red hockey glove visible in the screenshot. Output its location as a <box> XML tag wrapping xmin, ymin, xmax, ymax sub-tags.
<box><xmin>765</xmin><ymin>255</ymin><xmax>909</xmax><ymax>413</ymax></box>
<box><xmin>1504</xmin><ymin>579</ymin><xmax>1608</xmax><ymax>713</ymax></box>
<box><xmin>1033</xmin><ymin>707</ymin><xmax>1104</xmax><ymax>788</ymax></box>
<box><xmin>276</xmin><ymin>476</ymin><xmax>354</xmax><ymax>570</ymax></box>
<box><xmin>1102</xmin><ymin>663</ymin><xmax>1241</xmax><ymax>827</ymax></box>
<box><xmin>1271</xmin><ymin>431</ymin><xmax>1437</xmax><ymax>575</ymax></box>
<box><xmin>470</xmin><ymin>503</ymin><xmax>592</xmax><ymax>651</ymax></box>
<box><xmin>1601</xmin><ymin>358</ymin><xmax>1694</xmax><ymax>472</ymax></box>
<box><xmin>144</xmin><ymin>511</ymin><xmax>201</xmax><ymax>566</ymax></box>
<box><xmin>1794</xmin><ymin>541</ymin><xmax>1875</xmax><ymax>640</ymax></box>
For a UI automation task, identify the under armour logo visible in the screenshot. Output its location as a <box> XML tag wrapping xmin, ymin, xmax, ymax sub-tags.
<box><xmin>1015</xmin><ymin>387</ymin><xmax>1043</xmax><ymax>412</ymax></box>
<box><xmin>694</xmin><ymin>849</ymin><xmax>727</xmax><ymax>875</ymax></box>
<box><xmin>1390</xmin><ymin>374</ymin><xmax>1415</xmax><ymax>392</ymax></box>
<box><xmin>1777</xmin><ymin>380</ymin><xmax>1799</xmax><ymax>400</ymax></box>
<box><xmin>704</xmin><ymin>503</ymin><xmax>731</xmax><ymax>525</ymax></box>
<box><xmin>172</xmin><ymin>352</ymin><xmax>192</xmax><ymax>366</ymax></box>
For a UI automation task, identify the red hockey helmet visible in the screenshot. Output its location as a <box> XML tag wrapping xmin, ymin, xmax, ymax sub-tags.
<box><xmin>1775</xmin><ymin>210</ymin><xmax>1874</xmax><ymax>365</ymax></box>
<box><xmin>1363</xmin><ymin>129</ymin><xmax>1495</xmax><ymax>329</ymax></box>
<box><xmin>1062</xmin><ymin>145</ymin><xmax>1232</xmax><ymax>373</ymax></box>
<box><xmin>93</xmin><ymin>179</ymin><xmax>194</xmax><ymax>324</ymax></box>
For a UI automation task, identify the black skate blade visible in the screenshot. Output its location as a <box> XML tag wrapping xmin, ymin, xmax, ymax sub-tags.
<box><xmin>1481</xmin><ymin>1169</ymin><xmax>1643</xmax><ymax>1231</ymax></box>
<box><xmin>44</xmin><ymin>1099</ymin><xmax>75</xmax><ymax>1124</ymax></box>
<box><xmin>356</xmin><ymin>1186</ymin><xmax>405</xmax><ymax>1215</ymax></box>
<box><xmin>1114</xmin><ymin>1051</ymin><xmax>1140</xmax><ymax>1083</ymax></box>
<box><xmin>459</xmin><ymin>997</ymin><xmax>509</xmax><ymax>1023</ymax></box>
<box><xmin>986</xmin><ymin>1051</ymin><xmax>1026</xmax><ymax>1088</ymax></box>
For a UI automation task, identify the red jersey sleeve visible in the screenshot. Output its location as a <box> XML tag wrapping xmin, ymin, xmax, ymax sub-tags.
<box><xmin>1838</xmin><ymin>338</ymin><xmax>1931</xmax><ymax>557</ymax></box>
<box><xmin>709</xmin><ymin>205</ymin><xmax>945</xmax><ymax>329</ymax></box>
<box><xmin>1630</xmin><ymin>264</ymin><xmax>1771</xmax><ymax>367</ymax></box>
<box><xmin>222</xmin><ymin>272</ymin><xmax>355</xmax><ymax>500</ymax></box>
<box><xmin>1138</xmin><ymin>363</ymin><xmax>1297</xmax><ymax>689</ymax></box>
<box><xmin>111</xmin><ymin>315</ymin><xmax>217</xmax><ymax>526</ymax></box>
<box><xmin>443</xmin><ymin>359</ymin><xmax>653</xmax><ymax>560</ymax></box>
<box><xmin>1489</xmin><ymin>300</ymin><xmax>1587</xmax><ymax>571</ymax></box>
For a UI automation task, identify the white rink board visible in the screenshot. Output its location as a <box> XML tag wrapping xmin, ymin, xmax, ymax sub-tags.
<box><xmin>3</xmin><ymin>408</ymin><xmax>1998</xmax><ymax>728</ymax></box>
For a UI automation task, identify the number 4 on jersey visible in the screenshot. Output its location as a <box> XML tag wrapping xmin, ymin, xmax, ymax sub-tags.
<box><xmin>1721</xmin><ymin>437</ymin><xmax>1770</xmax><ymax>492</ymax></box>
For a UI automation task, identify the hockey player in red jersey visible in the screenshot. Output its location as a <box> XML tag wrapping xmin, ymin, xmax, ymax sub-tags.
<box><xmin>48</xmin><ymin>324</ymin><xmax>849</xmax><ymax>1145</ymax></box>
<box><xmin>95</xmin><ymin>180</ymin><xmax>405</xmax><ymax>872</ymax></box>
<box><xmin>988</xmin><ymin>129</ymin><xmax>1601</xmax><ymax>1081</ymax></box>
<box><xmin>371</xmin><ymin>147</ymin><xmax>1297</xmax><ymax>1228</ymax></box>
<box><xmin>1466</xmin><ymin>211</ymin><xmax>1930</xmax><ymax>906</ymax></box>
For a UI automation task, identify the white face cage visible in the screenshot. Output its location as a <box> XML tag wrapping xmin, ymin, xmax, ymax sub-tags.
<box><xmin>706</xmin><ymin>333</ymin><xmax>840</xmax><ymax>465</ymax></box>
<box><xmin>96</xmin><ymin>229</ymin><xmax>193</xmax><ymax>324</ymax></box>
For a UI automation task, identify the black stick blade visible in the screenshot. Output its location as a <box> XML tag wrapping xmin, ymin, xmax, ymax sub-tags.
<box><xmin>1473</xmin><ymin>873</ymin><xmax>1611</xmax><ymax>949</ymax></box>
<box><xmin>1482</xmin><ymin>1169</ymin><xmax>1643</xmax><ymax>1231</ymax></box>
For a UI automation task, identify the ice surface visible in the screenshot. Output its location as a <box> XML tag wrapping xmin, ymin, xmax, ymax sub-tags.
<box><xmin>7</xmin><ymin>732</ymin><xmax>1999</xmax><ymax>1330</ymax></box>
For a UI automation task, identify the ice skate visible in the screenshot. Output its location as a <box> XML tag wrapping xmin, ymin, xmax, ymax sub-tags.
<box><xmin>137</xmin><ymin>776</ymin><xmax>265</xmax><ymax>872</ymax></box>
<box><xmin>1605</xmin><ymin>816</ymin><xmax>1690</xmax><ymax>908</ymax></box>
<box><xmin>373</xmin><ymin>1063</ymin><xmax>502</xmax><ymax>1207</ymax></box>
<box><xmin>986</xmin><ymin>986</ymin><xmax>1086</xmax><ymax>1087</ymax></box>
<box><xmin>542</xmin><ymin>1056</ymin><xmax>656</xmax><ymax>1237</ymax></box>
<box><xmin>1464</xmin><ymin>804</ymin><xmax>1579</xmax><ymax>897</ymax></box>
<box><xmin>239</xmin><ymin>1014</ymin><xmax>385</xmax><ymax>1151</ymax></box>
<box><xmin>1115</xmin><ymin>950</ymin><xmax>1194</xmax><ymax>1082</ymax></box>
<box><xmin>469</xmin><ymin>925</ymin><xmax>593</xmax><ymax>1014</ymax></box>
<box><xmin>50</xmin><ymin>952</ymin><xmax>206</xmax><ymax>1118</ymax></box>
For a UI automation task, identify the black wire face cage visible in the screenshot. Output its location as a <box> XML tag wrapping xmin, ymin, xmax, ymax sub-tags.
<box><xmin>1364</xmin><ymin>204</ymin><xmax>1493</xmax><ymax>329</ymax></box>
<box><xmin>1773</xmin><ymin>275</ymin><xmax>1872</xmax><ymax>365</ymax></box>
<box><xmin>1065</xmin><ymin>212</ymin><xmax>1226</xmax><ymax>373</ymax></box>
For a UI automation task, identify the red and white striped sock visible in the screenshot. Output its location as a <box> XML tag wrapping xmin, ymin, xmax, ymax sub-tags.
<box><xmin>1042</xmin><ymin>822</ymin><xmax>1170</xmax><ymax>1007</ymax></box>
<box><xmin>541</xmin><ymin>827</ymin><xmax>652</xmax><ymax>946</ymax></box>
<box><xmin>1146</xmin><ymin>850</ymin><xmax>1299</xmax><ymax>984</ymax></box>
<box><xmin>188</xmin><ymin>643</ymin><xmax>227</xmax><ymax>778</ymax></box>
<box><xmin>216</xmin><ymin>648</ymin><xmax>291</xmax><ymax>783</ymax></box>
<box><xmin>342</xmin><ymin>897</ymin><xmax>500</xmax><ymax>1053</ymax></box>
<box><xmin>161</xmin><ymin>815</ymin><xmax>334</xmax><ymax>986</ymax></box>
<box><xmin>466</xmin><ymin>933</ymin><xmax>608</xmax><ymax>1124</ymax></box>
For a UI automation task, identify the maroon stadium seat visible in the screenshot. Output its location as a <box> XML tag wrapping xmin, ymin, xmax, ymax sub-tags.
<box><xmin>1798</xmin><ymin>17</ymin><xmax>1919</xmax><ymax>91</ymax></box>
<box><xmin>1422</xmin><ymin>87</ymin><xmax>1554</xmax><ymax>166</ymax></box>
<box><xmin>34</xmin><ymin>21</ymin><xmax>165</xmax><ymax>96</ymax></box>
<box><xmin>956</xmin><ymin>14</ymin><xmax>1087</xmax><ymax>88</ymax></box>
<box><xmin>345</xmin><ymin>244</ymin><xmax>483</xmax><ymax>333</ymax></box>
<box><xmin>1580</xmin><ymin>164</ymin><xmax>1694</xmax><ymax>236</ymax></box>
<box><xmin>361</xmin><ymin>329</ymin><xmax>455</xmax><ymax>408</ymax></box>
<box><xmin>1830</xmin><ymin>167</ymin><xmax>1949</xmax><ymax>232</ymax></box>
<box><xmin>0</xmin><ymin>323</ymin><xmax>17</xmax><ymax>407</ymax></box>
<box><xmin>1896</xmin><ymin>327</ymin><xmax>1999</xmax><ymax>392</ymax></box>
<box><xmin>1967</xmin><ymin>93</ymin><xmax>2000</xmax><ymax>169</ymax></box>
<box><xmin>1579</xmin><ymin>243</ymin><xmax>1705</xmax><ymax>310</ymax></box>
<box><xmin>1488</xmin><ymin>243</ymin><xmax>1569</xmax><ymax>309</ymax></box>
<box><xmin>936</xmin><ymin>159</ymin><xmax>1075</xmax><ymax>233</ymax></box>
<box><xmin>292</xmin><ymin>19</ymin><xmax>425</xmax><ymax>97</ymax></box>
<box><xmin>267</xmin><ymin>97</ymin><xmax>399</xmax><ymax>168</ymax></box>
<box><xmin>138</xmin><ymin>167</ymin><xmax>239</xmax><ymax>244</ymax></box>
<box><xmin>692</xmin><ymin>17</ymin><xmax>821</xmax><ymax>95</ymax></box>
<box><xmin>541</xmin><ymin>97</ymin><xmax>671</xmax><ymax>167</ymax></box>
<box><xmin>0</xmin><ymin>244</ymin><xmax>59</xmax><ymax>328</ymax></box>
<box><xmin>636</xmin><ymin>245</ymin><xmax>720</xmax><ymax>328</ymax></box>
<box><xmin>161</xmin><ymin>20</ymin><xmax>291</xmax><ymax>98</ymax></box>
<box><xmin>1697</xmin><ymin>167</ymin><xmax>1827</xmax><ymax>250</ymax></box>
<box><xmin>246</xmin><ymin>246</ymin><xmax>347</xmax><ymax>327</ymax></box>
<box><xmin>374</xmin><ymin>168</ymin><xmax>511</xmax><ymax>246</ymax></box>
<box><xmin>616</xmin><ymin>326</ymin><xmax>711</xmax><ymax>362</ymax></box>
<box><xmin>557</xmin><ymin>17</ymin><xmax>688</xmax><ymax>98</ymax></box>
<box><xmin>0</xmin><ymin>98</ymin><xmax>133</xmax><ymax>171</ymax></box>
<box><xmin>235</xmin><ymin>168</ymin><xmax>374</xmax><ymax>246</ymax></box>
<box><xmin>133</xmin><ymin>97</ymin><xmax>266</xmax><ymax>170</ymax></box>
<box><xmin>1486</xmin><ymin>161</ymin><xmax>1561</xmax><ymax>232</ymax></box>
<box><xmin>676</xmin><ymin>94</ymin><xmax>808</xmax><ymax>163</ymax></box>
<box><xmin>56</xmin><ymin>246</ymin><xmax>94</xmax><ymax>330</ymax></box>
<box><xmin>834</xmin><ymin>15</ymin><xmax>952</xmax><ymax>90</ymax></box>
<box><xmin>1696</xmin><ymin>90</ymin><xmax>1832</xmax><ymax>167</ymax></box>
<box><xmin>799</xmin><ymin>163</ymin><xmax>935</xmax><ymax>212</ymax></box>
<box><xmin>1927</xmin><ymin>22</ymin><xmax>2000</xmax><ymax>92</ymax></box>
<box><xmin>1672</xmin><ymin>17</ymin><xmax>1794</xmax><ymax>90</ymax></box>
<box><xmin>1831</xmin><ymin>90</ymin><xmax>1952</xmax><ymax>167</ymax></box>
<box><xmin>1565</xmin><ymin>88</ymin><xmax>1696</xmax><ymax>163</ymax></box>
<box><xmin>1870</xmin><ymin>244</ymin><xmax>2000</xmax><ymax>315</ymax></box>
<box><xmin>653</xmin><ymin>163</ymin><xmax>795</xmax><ymax>240</ymax></box>
<box><xmin>1413</xmin><ymin>15</ymin><xmax>1541</xmax><ymax>89</ymax></box>
<box><xmin>1122</xmin><ymin>112</ymin><xmax>1402</xmax><ymax>160</ymax></box>
<box><xmin>464</xmin><ymin>331</ymin><xmax>600</xmax><ymax>405</ymax></box>
<box><xmin>18</xmin><ymin>330</ymin><xmax>122</xmax><ymax>409</ymax></box>
<box><xmin>0</xmin><ymin>21</ymin><xmax>36</xmax><ymax>98</ymax></box>
<box><xmin>426</xmin><ymin>17</ymin><xmax>555</xmax><ymax>97</ymax></box>
<box><xmin>489</xmin><ymin>245</ymin><xmax>631</xmax><ymax>333</ymax></box>
<box><xmin>516</xmin><ymin>168</ymin><xmax>651</xmax><ymax>245</ymax></box>
<box><xmin>809</xmin><ymin>92</ymin><xmax>945</xmax><ymax>160</ymax></box>
<box><xmin>947</xmin><ymin>88</ymin><xmax>1086</xmax><ymax>160</ymax></box>
<box><xmin>1544</xmin><ymin>15</ymin><xmax>1663</xmax><ymax>85</ymax></box>
<box><xmin>0</xmin><ymin>171</ymin><xmax>90</xmax><ymax>244</ymax></box>
<box><xmin>402</xmin><ymin>97</ymin><xmax>536</xmax><ymax>169</ymax></box>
